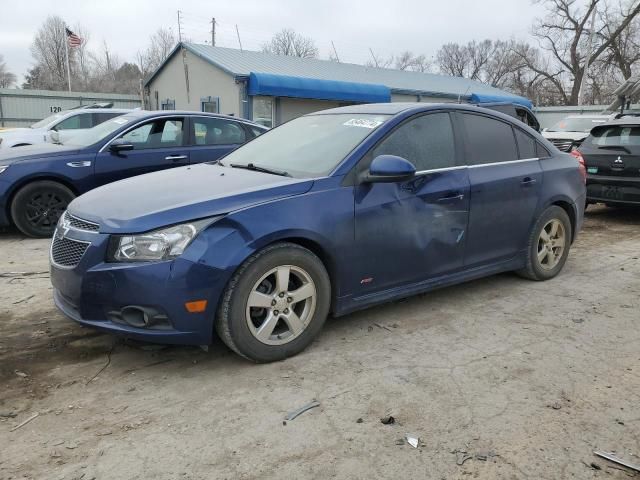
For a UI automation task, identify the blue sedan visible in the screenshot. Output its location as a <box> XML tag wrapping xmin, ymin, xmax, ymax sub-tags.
<box><xmin>50</xmin><ymin>103</ymin><xmax>586</xmax><ymax>362</ymax></box>
<box><xmin>0</xmin><ymin>111</ymin><xmax>267</xmax><ymax>237</ymax></box>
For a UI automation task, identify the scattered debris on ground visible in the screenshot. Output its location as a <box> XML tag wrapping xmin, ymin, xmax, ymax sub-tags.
<box><xmin>594</xmin><ymin>451</ymin><xmax>640</xmax><ymax>473</ymax></box>
<box><xmin>285</xmin><ymin>400</ymin><xmax>320</xmax><ymax>421</ymax></box>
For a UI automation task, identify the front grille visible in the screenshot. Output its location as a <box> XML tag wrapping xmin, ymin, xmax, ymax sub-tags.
<box><xmin>51</xmin><ymin>236</ymin><xmax>90</xmax><ymax>267</ymax></box>
<box><xmin>65</xmin><ymin>211</ymin><xmax>100</xmax><ymax>232</ymax></box>
<box><xmin>550</xmin><ymin>139</ymin><xmax>574</xmax><ymax>152</ymax></box>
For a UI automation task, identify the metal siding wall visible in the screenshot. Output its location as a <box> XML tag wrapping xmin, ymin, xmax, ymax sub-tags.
<box><xmin>0</xmin><ymin>89</ymin><xmax>141</xmax><ymax>127</ymax></box>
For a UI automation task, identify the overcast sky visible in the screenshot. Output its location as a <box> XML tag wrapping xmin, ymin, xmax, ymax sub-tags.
<box><xmin>1</xmin><ymin>0</ymin><xmax>546</xmax><ymax>85</ymax></box>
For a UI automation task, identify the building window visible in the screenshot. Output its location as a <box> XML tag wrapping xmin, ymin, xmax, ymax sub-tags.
<box><xmin>160</xmin><ymin>99</ymin><xmax>175</xmax><ymax>110</ymax></box>
<box><xmin>201</xmin><ymin>96</ymin><xmax>220</xmax><ymax>113</ymax></box>
<box><xmin>252</xmin><ymin>96</ymin><xmax>274</xmax><ymax>128</ymax></box>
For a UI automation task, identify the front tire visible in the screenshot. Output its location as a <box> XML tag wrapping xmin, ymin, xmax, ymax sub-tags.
<box><xmin>10</xmin><ymin>181</ymin><xmax>75</xmax><ymax>238</ymax></box>
<box><xmin>517</xmin><ymin>206</ymin><xmax>572</xmax><ymax>281</ymax></box>
<box><xmin>216</xmin><ymin>242</ymin><xmax>331</xmax><ymax>363</ymax></box>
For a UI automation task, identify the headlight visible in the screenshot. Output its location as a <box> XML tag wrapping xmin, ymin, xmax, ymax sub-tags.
<box><xmin>0</xmin><ymin>165</ymin><xmax>8</xmax><ymax>174</ymax></box>
<box><xmin>109</xmin><ymin>218</ymin><xmax>219</xmax><ymax>262</ymax></box>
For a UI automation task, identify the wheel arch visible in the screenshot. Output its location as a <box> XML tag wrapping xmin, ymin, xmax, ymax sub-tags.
<box><xmin>5</xmin><ymin>175</ymin><xmax>79</xmax><ymax>225</ymax></box>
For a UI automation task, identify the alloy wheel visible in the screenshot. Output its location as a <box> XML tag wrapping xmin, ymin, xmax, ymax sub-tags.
<box><xmin>537</xmin><ymin>219</ymin><xmax>566</xmax><ymax>270</ymax></box>
<box><xmin>25</xmin><ymin>191</ymin><xmax>66</xmax><ymax>230</ymax></box>
<box><xmin>245</xmin><ymin>265</ymin><xmax>317</xmax><ymax>345</ymax></box>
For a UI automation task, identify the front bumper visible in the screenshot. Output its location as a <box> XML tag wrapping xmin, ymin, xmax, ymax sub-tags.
<box><xmin>50</xmin><ymin>227</ymin><xmax>232</xmax><ymax>345</ymax></box>
<box><xmin>0</xmin><ymin>179</ymin><xmax>12</xmax><ymax>227</ymax></box>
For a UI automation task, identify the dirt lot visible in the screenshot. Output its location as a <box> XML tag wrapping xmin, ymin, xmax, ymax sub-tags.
<box><xmin>1</xmin><ymin>205</ymin><xmax>639</xmax><ymax>480</ymax></box>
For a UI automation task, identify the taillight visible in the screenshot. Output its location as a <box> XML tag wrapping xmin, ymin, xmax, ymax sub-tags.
<box><xmin>570</xmin><ymin>149</ymin><xmax>587</xmax><ymax>184</ymax></box>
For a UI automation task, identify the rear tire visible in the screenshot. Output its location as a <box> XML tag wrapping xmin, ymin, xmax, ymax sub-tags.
<box><xmin>216</xmin><ymin>242</ymin><xmax>331</xmax><ymax>363</ymax></box>
<box><xmin>517</xmin><ymin>206</ymin><xmax>572</xmax><ymax>281</ymax></box>
<box><xmin>10</xmin><ymin>181</ymin><xmax>75</xmax><ymax>238</ymax></box>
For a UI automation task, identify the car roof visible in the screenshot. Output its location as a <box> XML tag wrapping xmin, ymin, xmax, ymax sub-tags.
<box><xmin>310</xmin><ymin>102</ymin><xmax>532</xmax><ymax>123</ymax></box>
<box><xmin>563</xmin><ymin>114</ymin><xmax>612</xmax><ymax>119</ymax></box>
<box><xmin>64</xmin><ymin>108</ymin><xmax>133</xmax><ymax>114</ymax></box>
<box><xmin>121</xmin><ymin>110</ymin><xmax>267</xmax><ymax>127</ymax></box>
<box><xmin>592</xmin><ymin>116</ymin><xmax>640</xmax><ymax>127</ymax></box>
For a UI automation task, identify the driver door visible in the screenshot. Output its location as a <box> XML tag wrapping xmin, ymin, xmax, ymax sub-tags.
<box><xmin>94</xmin><ymin>116</ymin><xmax>189</xmax><ymax>186</ymax></box>
<box><xmin>352</xmin><ymin>112</ymin><xmax>470</xmax><ymax>296</ymax></box>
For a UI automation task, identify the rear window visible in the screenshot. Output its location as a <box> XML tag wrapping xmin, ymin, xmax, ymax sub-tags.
<box><xmin>548</xmin><ymin>117</ymin><xmax>608</xmax><ymax>133</ymax></box>
<box><xmin>589</xmin><ymin>125</ymin><xmax>640</xmax><ymax>147</ymax></box>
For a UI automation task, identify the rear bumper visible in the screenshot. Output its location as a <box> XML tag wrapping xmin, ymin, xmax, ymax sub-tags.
<box><xmin>587</xmin><ymin>176</ymin><xmax>640</xmax><ymax>205</ymax></box>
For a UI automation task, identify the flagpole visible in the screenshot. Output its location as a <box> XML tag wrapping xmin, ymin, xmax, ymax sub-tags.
<box><xmin>64</xmin><ymin>27</ymin><xmax>72</xmax><ymax>92</ymax></box>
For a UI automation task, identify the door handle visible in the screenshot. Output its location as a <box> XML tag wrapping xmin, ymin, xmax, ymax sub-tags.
<box><xmin>437</xmin><ymin>193</ymin><xmax>465</xmax><ymax>202</ymax></box>
<box><xmin>165</xmin><ymin>155</ymin><xmax>188</xmax><ymax>161</ymax></box>
<box><xmin>521</xmin><ymin>177</ymin><xmax>537</xmax><ymax>186</ymax></box>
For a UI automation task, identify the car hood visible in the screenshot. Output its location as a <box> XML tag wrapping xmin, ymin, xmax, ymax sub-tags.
<box><xmin>0</xmin><ymin>143</ymin><xmax>81</xmax><ymax>164</ymax></box>
<box><xmin>68</xmin><ymin>163</ymin><xmax>315</xmax><ymax>234</ymax></box>
<box><xmin>542</xmin><ymin>131</ymin><xmax>588</xmax><ymax>141</ymax></box>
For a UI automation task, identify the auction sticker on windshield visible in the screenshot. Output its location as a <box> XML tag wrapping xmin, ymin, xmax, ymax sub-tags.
<box><xmin>113</xmin><ymin>118</ymin><xmax>129</xmax><ymax>125</ymax></box>
<box><xmin>343</xmin><ymin>118</ymin><xmax>384</xmax><ymax>129</ymax></box>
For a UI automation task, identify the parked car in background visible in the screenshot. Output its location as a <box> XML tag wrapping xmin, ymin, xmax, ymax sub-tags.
<box><xmin>50</xmin><ymin>103</ymin><xmax>585</xmax><ymax>362</ymax></box>
<box><xmin>477</xmin><ymin>102</ymin><xmax>541</xmax><ymax>132</ymax></box>
<box><xmin>0</xmin><ymin>111</ymin><xmax>268</xmax><ymax>237</ymax></box>
<box><xmin>542</xmin><ymin>115</ymin><xmax>613</xmax><ymax>151</ymax></box>
<box><xmin>573</xmin><ymin>117</ymin><xmax>640</xmax><ymax>207</ymax></box>
<box><xmin>0</xmin><ymin>106</ymin><xmax>133</xmax><ymax>149</ymax></box>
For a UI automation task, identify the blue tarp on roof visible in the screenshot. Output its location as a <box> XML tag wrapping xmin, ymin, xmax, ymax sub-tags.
<box><xmin>469</xmin><ymin>93</ymin><xmax>533</xmax><ymax>110</ymax></box>
<box><xmin>248</xmin><ymin>72</ymin><xmax>391</xmax><ymax>103</ymax></box>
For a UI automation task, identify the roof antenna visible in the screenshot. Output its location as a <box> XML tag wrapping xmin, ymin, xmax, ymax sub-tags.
<box><xmin>235</xmin><ymin>24</ymin><xmax>243</xmax><ymax>52</ymax></box>
<box><xmin>458</xmin><ymin>86</ymin><xmax>471</xmax><ymax>104</ymax></box>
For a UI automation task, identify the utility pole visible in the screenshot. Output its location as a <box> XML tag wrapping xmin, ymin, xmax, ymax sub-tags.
<box><xmin>368</xmin><ymin>48</ymin><xmax>379</xmax><ymax>68</ymax></box>
<box><xmin>578</xmin><ymin>6</ymin><xmax>597</xmax><ymax>106</ymax></box>
<box><xmin>235</xmin><ymin>24</ymin><xmax>243</xmax><ymax>52</ymax></box>
<box><xmin>211</xmin><ymin>17</ymin><xmax>216</xmax><ymax>46</ymax></box>
<box><xmin>331</xmin><ymin>41</ymin><xmax>340</xmax><ymax>62</ymax></box>
<box><xmin>177</xmin><ymin>10</ymin><xmax>183</xmax><ymax>42</ymax></box>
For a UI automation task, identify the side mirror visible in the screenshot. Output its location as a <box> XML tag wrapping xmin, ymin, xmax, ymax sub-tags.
<box><xmin>109</xmin><ymin>138</ymin><xmax>134</xmax><ymax>153</ymax></box>
<box><xmin>49</xmin><ymin>131</ymin><xmax>60</xmax><ymax>144</ymax></box>
<box><xmin>361</xmin><ymin>155</ymin><xmax>416</xmax><ymax>183</ymax></box>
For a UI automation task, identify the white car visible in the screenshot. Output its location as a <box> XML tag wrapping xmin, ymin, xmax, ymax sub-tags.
<box><xmin>542</xmin><ymin>115</ymin><xmax>613</xmax><ymax>152</ymax></box>
<box><xmin>0</xmin><ymin>108</ymin><xmax>133</xmax><ymax>149</ymax></box>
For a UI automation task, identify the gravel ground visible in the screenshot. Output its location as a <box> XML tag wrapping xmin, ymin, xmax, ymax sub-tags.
<box><xmin>1</xmin><ymin>205</ymin><xmax>639</xmax><ymax>480</ymax></box>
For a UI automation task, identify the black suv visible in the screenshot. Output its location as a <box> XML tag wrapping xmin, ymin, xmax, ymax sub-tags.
<box><xmin>576</xmin><ymin>118</ymin><xmax>640</xmax><ymax>206</ymax></box>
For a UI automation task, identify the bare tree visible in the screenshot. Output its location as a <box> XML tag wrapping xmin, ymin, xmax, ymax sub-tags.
<box><xmin>262</xmin><ymin>29</ymin><xmax>319</xmax><ymax>58</ymax></box>
<box><xmin>30</xmin><ymin>15</ymin><xmax>70</xmax><ymax>90</ymax></box>
<box><xmin>532</xmin><ymin>0</ymin><xmax>640</xmax><ymax>105</ymax></box>
<box><xmin>137</xmin><ymin>27</ymin><xmax>176</xmax><ymax>78</ymax></box>
<box><xmin>0</xmin><ymin>55</ymin><xmax>17</xmax><ymax>88</ymax></box>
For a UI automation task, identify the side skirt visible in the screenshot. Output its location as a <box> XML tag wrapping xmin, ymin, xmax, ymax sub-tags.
<box><xmin>334</xmin><ymin>254</ymin><xmax>525</xmax><ymax>317</ymax></box>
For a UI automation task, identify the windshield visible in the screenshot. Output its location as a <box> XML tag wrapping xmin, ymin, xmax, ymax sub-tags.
<box><xmin>219</xmin><ymin>113</ymin><xmax>390</xmax><ymax>178</ymax></box>
<box><xmin>548</xmin><ymin>117</ymin><xmax>608</xmax><ymax>133</ymax></box>
<box><xmin>63</xmin><ymin>115</ymin><xmax>136</xmax><ymax>147</ymax></box>
<box><xmin>31</xmin><ymin>113</ymin><xmax>65</xmax><ymax>129</ymax></box>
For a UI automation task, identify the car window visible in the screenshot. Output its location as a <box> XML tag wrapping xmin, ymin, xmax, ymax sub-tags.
<box><xmin>192</xmin><ymin>117</ymin><xmax>246</xmax><ymax>146</ymax></box>
<box><xmin>514</xmin><ymin>128</ymin><xmax>537</xmax><ymax>159</ymax></box>
<box><xmin>589</xmin><ymin>125</ymin><xmax>640</xmax><ymax>147</ymax></box>
<box><xmin>536</xmin><ymin>142</ymin><xmax>551</xmax><ymax>158</ymax></box>
<box><xmin>120</xmin><ymin>118</ymin><xmax>184</xmax><ymax>150</ymax></box>
<box><xmin>55</xmin><ymin>113</ymin><xmax>93</xmax><ymax>130</ymax></box>
<box><xmin>460</xmin><ymin>113</ymin><xmax>518</xmax><ymax>165</ymax></box>
<box><xmin>372</xmin><ymin>113</ymin><xmax>456</xmax><ymax>171</ymax></box>
<box><xmin>249</xmin><ymin>126</ymin><xmax>266</xmax><ymax>138</ymax></box>
<box><xmin>93</xmin><ymin>112</ymin><xmax>122</xmax><ymax>125</ymax></box>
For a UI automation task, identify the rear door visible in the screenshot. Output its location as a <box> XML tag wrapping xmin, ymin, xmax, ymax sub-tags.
<box><xmin>582</xmin><ymin>124</ymin><xmax>640</xmax><ymax>203</ymax></box>
<box><xmin>458</xmin><ymin>112</ymin><xmax>542</xmax><ymax>267</ymax></box>
<box><xmin>188</xmin><ymin>116</ymin><xmax>248</xmax><ymax>164</ymax></box>
<box><xmin>94</xmin><ymin>116</ymin><xmax>188</xmax><ymax>186</ymax></box>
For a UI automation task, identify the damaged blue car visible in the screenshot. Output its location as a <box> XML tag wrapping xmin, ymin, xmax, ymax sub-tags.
<box><xmin>50</xmin><ymin>103</ymin><xmax>586</xmax><ymax>362</ymax></box>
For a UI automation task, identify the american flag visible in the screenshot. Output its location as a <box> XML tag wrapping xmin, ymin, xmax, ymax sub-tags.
<box><xmin>65</xmin><ymin>28</ymin><xmax>82</xmax><ymax>48</ymax></box>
